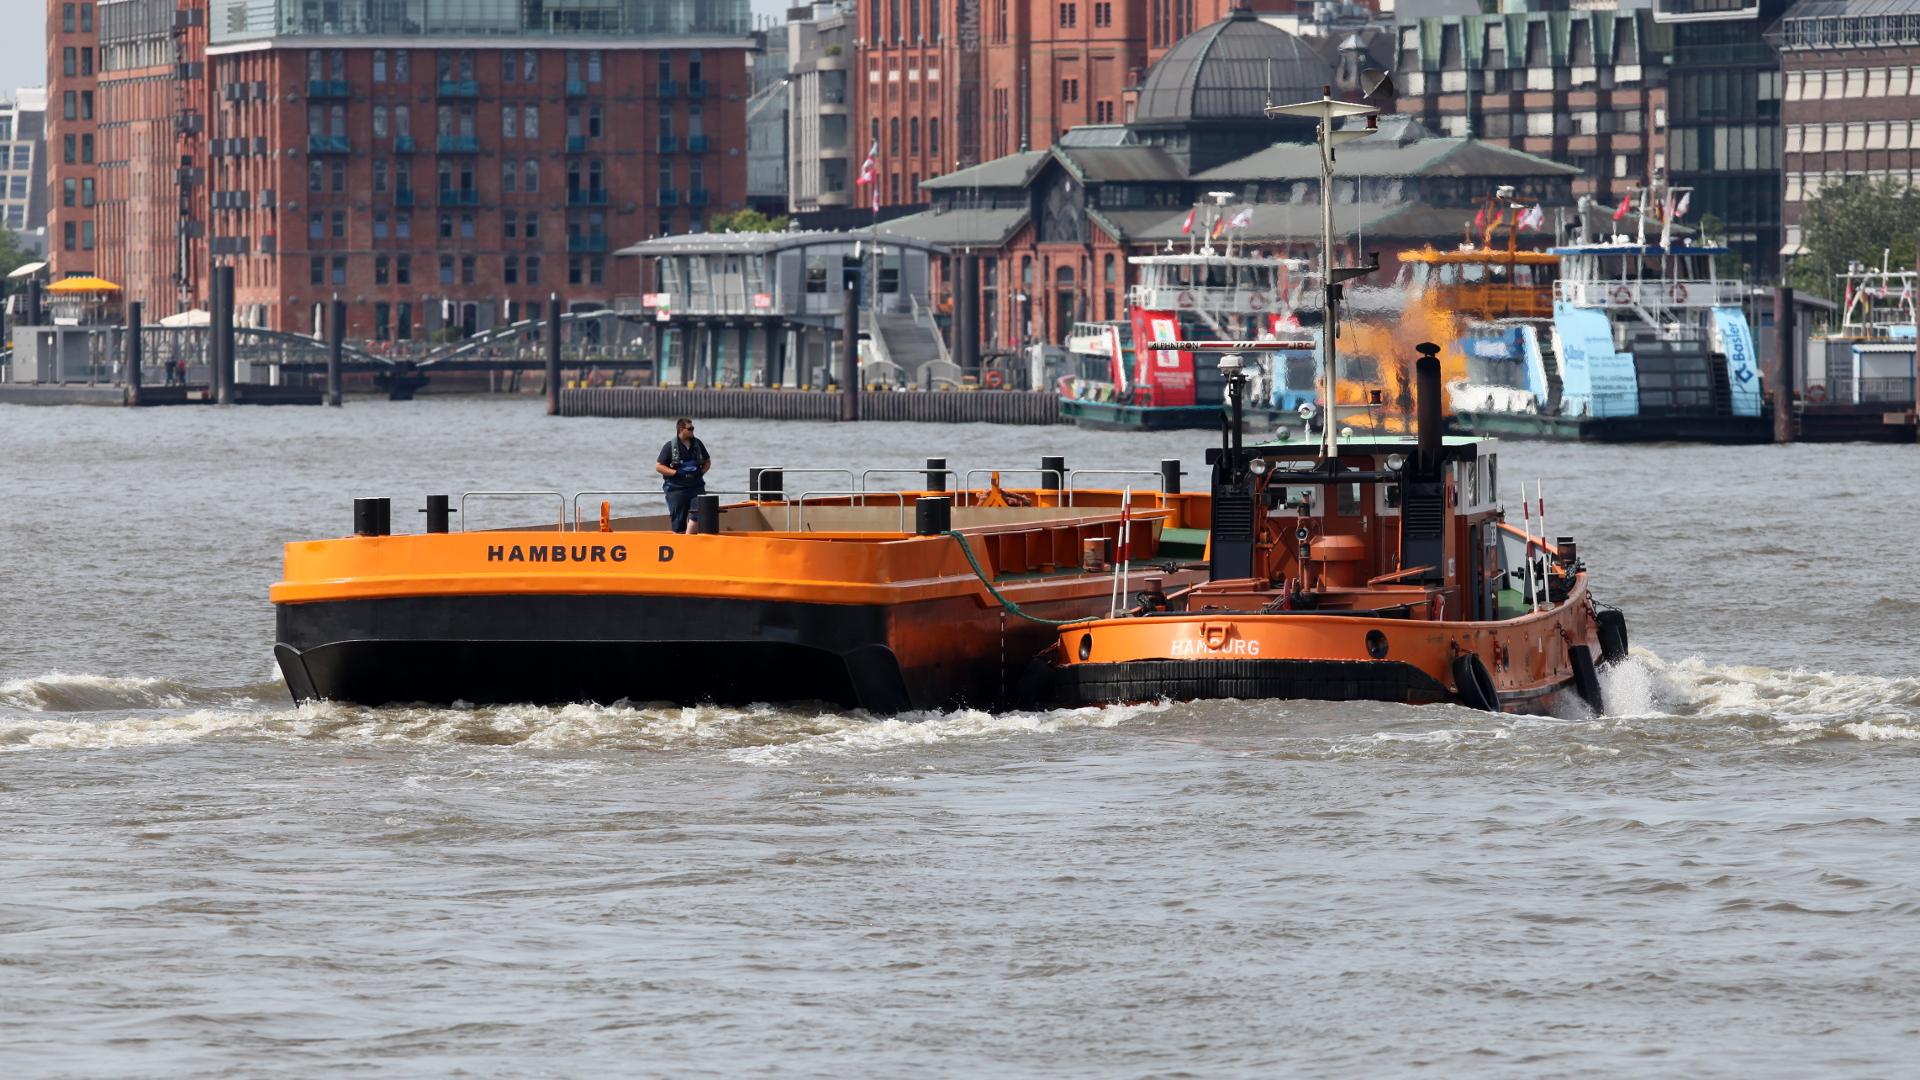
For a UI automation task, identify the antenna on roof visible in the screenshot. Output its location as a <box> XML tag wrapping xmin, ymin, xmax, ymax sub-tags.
<box><xmin>1266</xmin><ymin>59</ymin><xmax>1274</xmax><ymax>113</ymax></box>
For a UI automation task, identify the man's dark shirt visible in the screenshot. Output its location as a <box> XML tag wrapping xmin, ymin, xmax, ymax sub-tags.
<box><xmin>658</xmin><ymin>436</ymin><xmax>710</xmax><ymax>490</ymax></box>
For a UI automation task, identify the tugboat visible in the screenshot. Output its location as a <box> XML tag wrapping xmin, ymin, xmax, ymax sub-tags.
<box><xmin>1450</xmin><ymin>178</ymin><xmax>1769</xmax><ymax>442</ymax></box>
<box><xmin>1034</xmin><ymin>92</ymin><xmax>1629</xmax><ymax>714</ymax></box>
<box><xmin>1059</xmin><ymin>193</ymin><xmax>1315</xmax><ymax>430</ymax></box>
<box><xmin>1798</xmin><ymin>254</ymin><xmax>1919</xmax><ymax>442</ymax></box>
<box><xmin>271</xmin><ymin>473</ymin><xmax>1210</xmax><ymax>712</ymax></box>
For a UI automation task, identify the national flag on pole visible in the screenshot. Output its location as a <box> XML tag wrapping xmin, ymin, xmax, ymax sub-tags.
<box><xmin>1473</xmin><ymin>206</ymin><xmax>1487</xmax><ymax>228</ymax></box>
<box><xmin>1612</xmin><ymin>195</ymin><xmax>1632</xmax><ymax>221</ymax></box>
<box><xmin>1660</xmin><ymin>191</ymin><xmax>1675</xmax><ymax>248</ymax></box>
<box><xmin>1210</xmin><ymin>213</ymin><xmax>1227</xmax><ymax>239</ymax></box>
<box><xmin>1180</xmin><ymin>208</ymin><xmax>1196</xmax><ymax>235</ymax></box>
<box><xmin>1674</xmin><ymin>191</ymin><xmax>1691</xmax><ymax>218</ymax></box>
<box><xmin>1519</xmin><ymin>204</ymin><xmax>1545</xmax><ymax>230</ymax></box>
<box><xmin>855</xmin><ymin>139</ymin><xmax>879</xmax><ymax>210</ymax></box>
<box><xmin>1228</xmin><ymin>206</ymin><xmax>1254</xmax><ymax>231</ymax></box>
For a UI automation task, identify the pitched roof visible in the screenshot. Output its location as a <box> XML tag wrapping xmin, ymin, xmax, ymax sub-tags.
<box><xmin>1193</xmin><ymin>132</ymin><xmax>1580</xmax><ymax>181</ymax></box>
<box><xmin>919</xmin><ymin>151</ymin><xmax>1051</xmax><ymax>190</ymax></box>
<box><xmin>876</xmin><ymin>207</ymin><xmax>1032</xmax><ymax>247</ymax></box>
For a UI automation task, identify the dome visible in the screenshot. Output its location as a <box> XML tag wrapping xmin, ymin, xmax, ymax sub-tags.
<box><xmin>1134</xmin><ymin>8</ymin><xmax>1335</xmax><ymax>127</ymax></box>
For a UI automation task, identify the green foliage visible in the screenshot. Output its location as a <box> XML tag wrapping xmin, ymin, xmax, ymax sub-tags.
<box><xmin>1695</xmin><ymin>213</ymin><xmax>1746</xmax><ymax>280</ymax></box>
<box><xmin>1789</xmin><ymin>176</ymin><xmax>1920</xmax><ymax>297</ymax></box>
<box><xmin>0</xmin><ymin>228</ymin><xmax>37</xmax><ymax>281</ymax></box>
<box><xmin>709</xmin><ymin>209</ymin><xmax>790</xmax><ymax>234</ymax></box>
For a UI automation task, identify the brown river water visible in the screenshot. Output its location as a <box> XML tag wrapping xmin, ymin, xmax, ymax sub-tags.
<box><xmin>3</xmin><ymin>397</ymin><xmax>1918</xmax><ymax>1077</ymax></box>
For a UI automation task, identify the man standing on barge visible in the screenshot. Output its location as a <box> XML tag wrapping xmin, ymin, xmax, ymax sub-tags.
<box><xmin>655</xmin><ymin>417</ymin><xmax>712</xmax><ymax>533</ymax></box>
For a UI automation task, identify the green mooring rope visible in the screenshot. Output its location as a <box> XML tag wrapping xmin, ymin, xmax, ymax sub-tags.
<box><xmin>945</xmin><ymin>531</ymin><xmax>1102</xmax><ymax>627</ymax></box>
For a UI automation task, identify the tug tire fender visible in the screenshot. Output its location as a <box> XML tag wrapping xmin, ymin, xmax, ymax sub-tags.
<box><xmin>1596</xmin><ymin>609</ymin><xmax>1630</xmax><ymax>665</ymax></box>
<box><xmin>1570</xmin><ymin>644</ymin><xmax>1604</xmax><ymax>713</ymax></box>
<box><xmin>1452</xmin><ymin>652</ymin><xmax>1501</xmax><ymax>713</ymax></box>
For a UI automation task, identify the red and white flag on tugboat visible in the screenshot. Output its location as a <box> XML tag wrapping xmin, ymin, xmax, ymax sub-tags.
<box><xmin>1228</xmin><ymin>206</ymin><xmax>1254</xmax><ymax>231</ymax></box>
<box><xmin>1181</xmin><ymin>207</ymin><xmax>1196</xmax><ymax>235</ymax></box>
<box><xmin>1612</xmin><ymin>195</ymin><xmax>1632</xmax><ymax>221</ymax></box>
<box><xmin>1673</xmin><ymin>191</ymin><xmax>1690</xmax><ymax>218</ymax></box>
<box><xmin>1519</xmin><ymin>204</ymin><xmax>1544</xmax><ymax>230</ymax></box>
<box><xmin>855</xmin><ymin>139</ymin><xmax>879</xmax><ymax>210</ymax></box>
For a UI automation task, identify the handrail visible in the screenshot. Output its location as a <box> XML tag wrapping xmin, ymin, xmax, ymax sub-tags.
<box><xmin>459</xmin><ymin>491</ymin><xmax>567</xmax><ymax>533</ymax></box>
<box><xmin>568</xmin><ymin>489</ymin><xmax>760</xmax><ymax>531</ymax></box>
<box><xmin>858</xmin><ymin>467</ymin><xmax>964</xmax><ymax>502</ymax></box>
<box><xmin>963</xmin><ymin>468</ymin><xmax>1063</xmax><ymax>498</ymax></box>
<box><xmin>786</xmin><ymin>490</ymin><xmax>908</xmax><ymax>533</ymax></box>
<box><xmin>748</xmin><ymin>466</ymin><xmax>855</xmax><ymax>496</ymax></box>
<box><xmin>1065</xmin><ymin>468</ymin><xmax>1168</xmax><ymax>507</ymax></box>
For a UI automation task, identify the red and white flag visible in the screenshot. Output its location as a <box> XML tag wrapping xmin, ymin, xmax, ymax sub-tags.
<box><xmin>1180</xmin><ymin>208</ymin><xmax>1196</xmax><ymax>235</ymax></box>
<box><xmin>1611</xmin><ymin>195</ymin><xmax>1632</xmax><ymax>222</ymax></box>
<box><xmin>1518</xmin><ymin>204</ymin><xmax>1545</xmax><ymax>230</ymax></box>
<box><xmin>1673</xmin><ymin>191</ymin><xmax>1691</xmax><ymax>218</ymax></box>
<box><xmin>1228</xmin><ymin>206</ymin><xmax>1253</xmax><ymax>231</ymax></box>
<box><xmin>855</xmin><ymin>139</ymin><xmax>879</xmax><ymax>211</ymax></box>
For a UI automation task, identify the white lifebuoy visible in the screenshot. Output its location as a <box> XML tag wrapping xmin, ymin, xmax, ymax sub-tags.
<box><xmin>1610</xmin><ymin>284</ymin><xmax>1633</xmax><ymax>306</ymax></box>
<box><xmin>1176</xmin><ymin>290</ymin><xmax>1196</xmax><ymax>310</ymax></box>
<box><xmin>1669</xmin><ymin>281</ymin><xmax>1689</xmax><ymax>305</ymax></box>
<box><xmin>1248</xmin><ymin>291</ymin><xmax>1267</xmax><ymax>311</ymax></box>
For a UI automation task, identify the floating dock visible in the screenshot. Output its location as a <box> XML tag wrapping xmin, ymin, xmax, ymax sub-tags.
<box><xmin>559</xmin><ymin>386</ymin><xmax>1067</xmax><ymax>425</ymax></box>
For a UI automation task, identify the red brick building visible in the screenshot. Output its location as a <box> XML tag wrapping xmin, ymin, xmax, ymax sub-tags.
<box><xmin>46</xmin><ymin>0</ymin><xmax>102</xmax><ymax>276</ymax></box>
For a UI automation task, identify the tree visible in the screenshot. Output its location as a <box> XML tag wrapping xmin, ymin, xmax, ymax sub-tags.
<box><xmin>1790</xmin><ymin>176</ymin><xmax>1920</xmax><ymax>297</ymax></box>
<box><xmin>0</xmin><ymin>227</ymin><xmax>36</xmax><ymax>281</ymax></box>
<box><xmin>708</xmin><ymin>208</ymin><xmax>790</xmax><ymax>234</ymax></box>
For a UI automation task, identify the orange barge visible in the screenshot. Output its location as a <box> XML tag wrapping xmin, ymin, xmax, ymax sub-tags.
<box><xmin>271</xmin><ymin>476</ymin><xmax>1212</xmax><ymax>711</ymax></box>
<box><xmin>1038</xmin><ymin>344</ymin><xmax>1630</xmax><ymax>713</ymax></box>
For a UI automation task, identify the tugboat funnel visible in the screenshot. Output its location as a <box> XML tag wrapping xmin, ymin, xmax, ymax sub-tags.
<box><xmin>1415</xmin><ymin>341</ymin><xmax>1443</xmax><ymax>478</ymax></box>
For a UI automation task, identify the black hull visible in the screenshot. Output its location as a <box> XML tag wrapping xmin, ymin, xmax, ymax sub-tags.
<box><xmin>1451</xmin><ymin>410</ymin><xmax>1772</xmax><ymax>444</ymax></box>
<box><xmin>276</xmin><ymin>592</ymin><xmax>1075</xmax><ymax>713</ymax></box>
<box><xmin>1046</xmin><ymin>658</ymin><xmax>1577</xmax><ymax>714</ymax></box>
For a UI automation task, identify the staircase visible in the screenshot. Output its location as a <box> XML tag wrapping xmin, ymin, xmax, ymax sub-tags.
<box><xmin>869</xmin><ymin>311</ymin><xmax>948</xmax><ymax>383</ymax></box>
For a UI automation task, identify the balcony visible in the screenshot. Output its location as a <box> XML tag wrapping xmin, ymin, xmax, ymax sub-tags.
<box><xmin>687</xmin><ymin>79</ymin><xmax>709</xmax><ymax>97</ymax></box>
<box><xmin>566</xmin><ymin>135</ymin><xmax>588</xmax><ymax>153</ymax></box>
<box><xmin>393</xmin><ymin>135</ymin><xmax>416</xmax><ymax>154</ymax></box>
<box><xmin>437</xmin><ymin>188</ymin><xmax>480</xmax><ymax>206</ymax></box>
<box><xmin>687</xmin><ymin>134</ymin><xmax>708</xmax><ymax>153</ymax></box>
<box><xmin>307</xmin><ymin>134</ymin><xmax>350</xmax><ymax>154</ymax></box>
<box><xmin>436</xmin><ymin>79</ymin><xmax>480</xmax><ymax>98</ymax></box>
<box><xmin>436</xmin><ymin>134</ymin><xmax>480</xmax><ymax>153</ymax></box>
<box><xmin>307</xmin><ymin>78</ymin><xmax>350</xmax><ymax>98</ymax></box>
<box><xmin>657</xmin><ymin>79</ymin><xmax>680</xmax><ymax>98</ymax></box>
<box><xmin>567</xmin><ymin>188</ymin><xmax>609</xmax><ymax>206</ymax></box>
<box><xmin>658</xmin><ymin>135</ymin><xmax>679</xmax><ymax>153</ymax></box>
<box><xmin>568</xmin><ymin>235</ymin><xmax>610</xmax><ymax>253</ymax></box>
<box><xmin>688</xmin><ymin>188</ymin><xmax>709</xmax><ymax>206</ymax></box>
<box><xmin>566</xmin><ymin>78</ymin><xmax>589</xmax><ymax>97</ymax></box>
<box><xmin>658</xmin><ymin>188</ymin><xmax>679</xmax><ymax>206</ymax></box>
<box><xmin>394</xmin><ymin>189</ymin><xmax>417</xmax><ymax>207</ymax></box>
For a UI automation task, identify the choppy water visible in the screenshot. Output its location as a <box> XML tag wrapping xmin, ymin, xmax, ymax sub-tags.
<box><xmin>3</xmin><ymin>398</ymin><xmax>1918</xmax><ymax>1077</ymax></box>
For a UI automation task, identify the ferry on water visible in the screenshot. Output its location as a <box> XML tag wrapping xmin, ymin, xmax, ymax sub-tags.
<box><xmin>1797</xmin><ymin>255</ymin><xmax>1919</xmax><ymax>442</ymax></box>
<box><xmin>1447</xmin><ymin>180</ymin><xmax>1768</xmax><ymax>443</ymax></box>
<box><xmin>1059</xmin><ymin>195</ymin><xmax>1315</xmax><ymax>431</ymax></box>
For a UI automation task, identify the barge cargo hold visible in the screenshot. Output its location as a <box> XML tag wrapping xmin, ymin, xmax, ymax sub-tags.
<box><xmin>271</xmin><ymin>483</ymin><xmax>1211</xmax><ymax>712</ymax></box>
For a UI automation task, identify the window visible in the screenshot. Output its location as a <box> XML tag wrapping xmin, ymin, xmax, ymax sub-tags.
<box><xmin>524</xmin><ymin>105</ymin><xmax>539</xmax><ymax>138</ymax></box>
<box><xmin>82</xmin><ymin>48</ymin><xmax>92</xmax><ymax>76</ymax></box>
<box><xmin>889</xmin><ymin>117</ymin><xmax>900</xmax><ymax>154</ymax></box>
<box><xmin>396</xmin><ymin>213</ymin><xmax>412</xmax><ymax>239</ymax></box>
<box><xmin>1095</xmin><ymin>1</ymin><xmax>1110</xmax><ymax>27</ymax></box>
<box><xmin>930</xmin><ymin>118</ymin><xmax>940</xmax><ymax>159</ymax></box>
<box><xmin>1059</xmin><ymin>3</ymin><xmax>1075</xmax><ymax>28</ymax></box>
<box><xmin>64</xmin><ymin>48</ymin><xmax>75</xmax><ymax>78</ymax></box>
<box><xmin>524</xmin><ymin>213</ymin><xmax>539</xmax><ymax>240</ymax></box>
<box><xmin>440</xmin><ymin>255</ymin><xmax>455</xmax><ymax>284</ymax></box>
<box><xmin>63</xmin><ymin>222</ymin><xmax>74</xmax><ymax>250</ymax></box>
<box><xmin>588</xmin><ymin>50</ymin><xmax>602</xmax><ymax>82</ymax></box>
<box><xmin>503</xmin><ymin>210</ymin><xmax>518</xmax><ymax>239</ymax></box>
<box><xmin>503</xmin><ymin>52</ymin><xmax>518</xmax><ymax>82</ymax></box>
<box><xmin>438</xmin><ymin>212</ymin><xmax>453</xmax><ymax>240</ymax></box>
<box><xmin>525</xmin><ymin>160</ymin><xmax>539</xmax><ymax>192</ymax></box>
<box><xmin>62</xmin><ymin>3</ymin><xmax>73</xmax><ymax>32</ymax></box>
<box><xmin>503</xmin><ymin>105</ymin><xmax>516</xmax><ymax>139</ymax></box>
<box><xmin>309</xmin><ymin>211</ymin><xmax>323</xmax><ymax>239</ymax></box>
<box><xmin>310</xmin><ymin>257</ymin><xmax>324</xmax><ymax>286</ymax></box>
<box><xmin>81</xmin><ymin>178</ymin><xmax>93</xmax><ymax>207</ymax></box>
<box><xmin>523</xmin><ymin>51</ymin><xmax>537</xmax><ymax>81</ymax></box>
<box><xmin>62</xmin><ymin>178</ymin><xmax>74</xmax><ymax>207</ymax></box>
<box><xmin>375</xmin><ymin>303</ymin><xmax>391</xmax><ymax>341</ymax></box>
<box><xmin>332</xmin><ymin>160</ymin><xmax>346</xmax><ymax>191</ymax></box>
<box><xmin>63</xmin><ymin>135</ymin><xmax>74</xmax><ymax>163</ymax></box>
<box><xmin>460</xmin><ymin>213</ymin><xmax>475</xmax><ymax>240</ymax></box>
<box><xmin>373</xmin><ymin>159</ymin><xmax>388</xmax><ymax>192</ymax></box>
<box><xmin>309</xmin><ymin>159</ymin><xmax>324</xmax><ymax>192</ymax></box>
<box><xmin>569</xmin><ymin>257</ymin><xmax>583</xmax><ymax>285</ymax></box>
<box><xmin>375</xmin><ymin>256</ymin><xmax>390</xmax><ymax>284</ymax></box>
<box><xmin>1061</xmin><ymin>79</ymin><xmax>1079</xmax><ymax>103</ymax></box>
<box><xmin>81</xmin><ymin>135</ymin><xmax>93</xmax><ymax>163</ymax></box>
<box><xmin>396</xmin><ymin>255</ymin><xmax>412</xmax><ymax>284</ymax></box>
<box><xmin>374</xmin><ymin>106</ymin><xmax>388</xmax><ymax>138</ymax></box>
<box><xmin>82</xmin><ymin>92</ymin><xmax>93</xmax><ymax>120</ymax></box>
<box><xmin>332</xmin><ymin>211</ymin><xmax>346</xmax><ymax>239</ymax></box>
<box><xmin>505</xmin><ymin>255</ymin><xmax>519</xmax><ymax>284</ymax></box>
<box><xmin>526</xmin><ymin>255</ymin><xmax>541</xmax><ymax>284</ymax></box>
<box><xmin>331</xmin><ymin>256</ymin><xmax>346</xmax><ymax>285</ymax></box>
<box><xmin>374</xmin><ymin>212</ymin><xmax>389</xmax><ymax>239</ymax></box>
<box><xmin>395</xmin><ymin>105</ymin><xmax>410</xmax><ymax>137</ymax></box>
<box><xmin>394</xmin><ymin>50</ymin><xmax>409</xmax><ymax>81</ymax></box>
<box><xmin>63</xmin><ymin>92</ymin><xmax>75</xmax><ymax>120</ymax></box>
<box><xmin>503</xmin><ymin>159</ymin><xmax>517</xmax><ymax>193</ymax></box>
<box><xmin>910</xmin><ymin>117</ymin><xmax>919</xmax><ymax>155</ymax></box>
<box><xmin>589</xmin><ymin>104</ymin><xmax>603</xmax><ymax>138</ymax></box>
<box><xmin>373</xmin><ymin>50</ymin><xmax>387</xmax><ymax>82</ymax></box>
<box><xmin>80</xmin><ymin>3</ymin><xmax>90</xmax><ymax>31</ymax></box>
<box><xmin>461</xmin><ymin>255</ymin><xmax>475</xmax><ymax>285</ymax></box>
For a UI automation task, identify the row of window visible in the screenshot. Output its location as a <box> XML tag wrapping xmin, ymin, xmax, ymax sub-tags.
<box><xmin>61</xmin><ymin>46</ymin><xmax>94</xmax><ymax>78</ymax></box>
<box><xmin>1785</xmin><ymin>120</ymin><xmax>1920</xmax><ymax>155</ymax></box>
<box><xmin>1786</xmin><ymin>170</ymin><xmax>1920</xmax><ymax>203</ymax></box>
<box><xmin>62</xmin><ymin>219</ymin><xmax>95</xmax><ymax>251</ymax></box>
<box><xmin>59</xmin><ymin>3</ymin><xmax>94</xmax><ymax>34</ymax></box>
<box><xmin>61</xmin><ymin>90</ymin><xmax>95</xmax><ymax>121</ymax></box>
<box><xmin>1785</xmin><ymin>66</ymin><xmax>1920</xmax><ymax>102</ymax></box>
<box><xmin>868</xmin><ymin>0</ymin><xmax>942</xmax><ymax>45</ymax></box>
<box><xmin>62</xmin><ymin>177</ymin><xmax>95</xmax><ymax>207</ymax></box>
<box><xmin>61</xmin><ymin>134</ymin><xmax>94</xmax><ymax>164</ymax></box>
<box><xmin>306</xmin><ymin>255</ymin><xmax>606</xmax><ymax>290</ymax></box>
<box><xmin>336</xmin><ymin>48</ymin><xmax>697</xmax><ymax>87</ymax></box>
<box><xmin>871</xmin><ymin>116</ymin><xmax>943</xmax><ymax>158</ymax></box>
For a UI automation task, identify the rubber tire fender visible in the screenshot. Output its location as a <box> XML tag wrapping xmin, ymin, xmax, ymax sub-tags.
<box><xmin>1569</xmin><ymin>644</ymin><xmax>1604</xmax><ymax>714</ymax></box>
<box><xmin>1452</xmin><ymin>652</ymin><xmax>1502</xmax><ymax>713</ymax></box>
<box><xmin>1596</xmin><ymin>609</ymin><xmax>1630</xmax><ymax>665</ymax></box>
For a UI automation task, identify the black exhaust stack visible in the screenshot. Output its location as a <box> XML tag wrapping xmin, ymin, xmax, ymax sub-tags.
<box><xmin>1400</xmin><ymin>342</ymin><xmax>1446</xmax><ymax>582</ymax></box>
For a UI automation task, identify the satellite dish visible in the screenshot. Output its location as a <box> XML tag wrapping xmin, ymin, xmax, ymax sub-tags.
<box><xmin>1361</xmin><ymin>68</ymin><xmax>1396</xmax><ymax>102</ymax></box>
